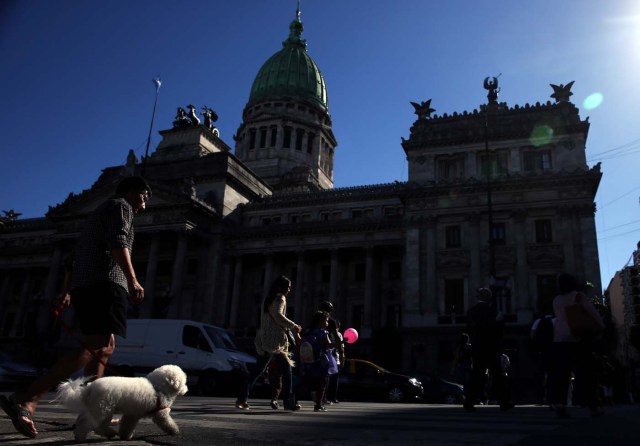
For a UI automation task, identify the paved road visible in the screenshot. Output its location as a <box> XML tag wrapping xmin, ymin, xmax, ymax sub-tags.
<box><xmin>1</xmin><ymin>395</ymin><xmax>638</xmax><ymax>445</ymax></box>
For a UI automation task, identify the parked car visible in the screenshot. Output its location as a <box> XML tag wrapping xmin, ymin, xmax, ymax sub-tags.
<box><xmin>0</xmin><ymin>351</ymin><xmax>40</xmax><ymax>389</ymax></box>
<box><xmin>402</xmin><ymin>371</ymin><xmax>464</xmax><ymax>404</ymax></box>
<box><xmin>338</xmin><ymin>359</ymin><xmax>423</xmax><ymax>403</ymax></box>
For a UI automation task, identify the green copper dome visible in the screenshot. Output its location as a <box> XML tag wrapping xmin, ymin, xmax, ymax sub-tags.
<box><xmin>248</xmin><ymin>10</ymin><xmax>328</xmax><ymax>111</ymax></box>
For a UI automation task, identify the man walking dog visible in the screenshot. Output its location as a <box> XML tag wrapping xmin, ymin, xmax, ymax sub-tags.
<box><xmin>0</xmin><ymin>176</ymin><xmax>151</xmax><ymax>438</ymax></box>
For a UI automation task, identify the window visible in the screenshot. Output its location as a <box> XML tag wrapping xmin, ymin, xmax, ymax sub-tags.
<box><xmin>269</xmin><ymin>126</ymin><xmax>277</xmax><ymax>147</ymax></box>
<box><xmin>351</xmin><ymin>304</ymin><xmax>364</xmax><ymax>332</ymax></box>
<box><xmin>262</xmin><ymin>216</ymin><xmax>280</xmax><ymax>225</ymax></box>
<box><xmin>491</xmin><ymin>222</ymin><xmax>506</xmax><ymax>245</ymax></box>
<box><xmin>437</xmin><ymin>155</ymin><xmax>465</xmax><ymax>180</ymax></box>
<box><xmin>259</xmin><ymin>127</ymin><xmax>267</xmax><ymax>148</ymax></box>
<box><xmin>352</xmin><ymin>209</ymin><xmax>363</xmax><ymax>219</ymax></box>
<box><xmin>187</xmin><ymin>258</ymin><xmax>198</xmax><ymax>275</ymax></box>
<box><xmin>320</xmin><ymin>212</ymin><xmax>330</xmax><ymax>221</ymax></box>
<box><xmin>523</xmin><ymin>149</ymin><xmax>552</xmax><ymax>172</ymax></box>
<box><xmin>387</xmin><ymin>304</ymin><xmax>401</xmax><ymax>328</ymax></box>
<box><xmin>536</xmin><ymin>274</ymin><xmax>557</xmax><ymax>312</ymax></box>
<box><xmin>355</xmin><ymin>263</ymin><xmax>366</xmax><ymax>282</ymax></box>
<box><xmin>182</xmin><ymin>325</ymin><xmax>212</xmax><ymax>352</ymax></box>
<box><xmin>249</xmin><ymin>129</ymin><xmax>256</xmax><ymax>150</ymax></box>
<box><xmin>383</xmin><ymin>206</ymin><xmax>397</xmax><ymax>217</ymax></box>
<box><xmin>295</xmin><ymin>129</ymin><xmax>304</xmax><ymax>151</ymax></box>
<box><xmin>479</xmin><ymin>151</ymin><xmax>509</xmax><ymax>177</ymax></box>
<box><xmin>535</xmin><ymin>219</ymin><xmax>553</xmax><ymax>243</ymax></box>
<box><xmin>307</xmin><ymin>132</ymin><xmax>315</xmax><ymax>154</ymax></box>
<box><xmin>444</xmin><ymin>279</ymin><xmax>464</xmax><ymax>316</ymax></box>
<box><xmin>157</xmin><ymin>260</ymin><xmax>172</xmax><ymax>276</ymax></box>
<box><xmin>321</xmin><ymin>265</ymin><xmax>331</xmax><ymax>283</ymax></box>
<box><xmin>445</xmin><ymin>225</ymin><xmax>461</xmax><ymax>248</ymax></box>
<box><xmin>283</xmin><ymin>126</ymin><xmax>292</xmax><ymax>148</ymax></box>
<box><xmin>388</xmin><ymin>261</ymin><xmax>401</xmax><ymax>280</ymax></box>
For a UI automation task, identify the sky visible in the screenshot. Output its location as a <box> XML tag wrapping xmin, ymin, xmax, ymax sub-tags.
<box><xmin>1</xmin><ymin>0</ymin><xmax>639</xmax><ymax>290</ymax></box>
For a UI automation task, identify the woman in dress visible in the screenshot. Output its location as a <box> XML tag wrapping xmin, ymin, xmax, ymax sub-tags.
<box><xmin>236</xmin><ymin>275</ymin><xmax>302</xmax><ymax>410</ymax></box>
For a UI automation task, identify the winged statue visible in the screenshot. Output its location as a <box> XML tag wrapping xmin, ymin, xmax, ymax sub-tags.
<box><xmin>550</xmin><ymin>81</ymin><xmax>575</xmax><ymax>103</ymax></box>
<box><xmin>410</xmin><ymin>99</ymin><xmax>435</xmax><ymax>120</ymax></box>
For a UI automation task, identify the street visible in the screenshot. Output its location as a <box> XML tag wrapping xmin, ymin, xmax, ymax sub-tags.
<box><xmin>1</xmin><ymin>395</ymin><xmax>638</xmax><ymax>445</ymax></box>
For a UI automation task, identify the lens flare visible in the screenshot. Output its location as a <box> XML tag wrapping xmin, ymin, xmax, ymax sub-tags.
<box><xmin>529</xmin><ymin>124</ymin><xmax>553</xmax><ymax>147</ymax></box>
<box><xmin>583</xmin><ymin>93</ymin><xmax>603</xmax><ymax>110</ymax></box>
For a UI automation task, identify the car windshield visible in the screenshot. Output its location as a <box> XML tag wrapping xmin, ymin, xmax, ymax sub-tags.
<box><xmin>204</xmin><ymin>326</ymin><xmax>239</xmax><ymax>351</ymax></box>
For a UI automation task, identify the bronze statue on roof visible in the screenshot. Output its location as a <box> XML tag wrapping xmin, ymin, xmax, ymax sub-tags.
<box><xmin>411</xmin><ymin>99</ymin><xmax>435</xmax><ymax>120</ymax></box>
<box><xmin>550</xmin><ymin>81</ymin><xmax>575</xmax><ymax>103</ymax></box>
<box><xmin>484</xmin><ymin>76</ymin><xmax>500</xmax><ymax>104</ymax></box>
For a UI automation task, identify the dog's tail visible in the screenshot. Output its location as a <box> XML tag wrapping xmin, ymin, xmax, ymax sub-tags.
<box><xmin>54</xmin><ymin>376</ymin><xmax>95</xmax><ymax>411</ymax></box>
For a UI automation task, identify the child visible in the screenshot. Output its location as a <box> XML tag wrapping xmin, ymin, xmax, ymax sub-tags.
<box><xmin>299</xmin><ymin>311</ymin><xmax>334</xmax><ymax>412</ymax></box>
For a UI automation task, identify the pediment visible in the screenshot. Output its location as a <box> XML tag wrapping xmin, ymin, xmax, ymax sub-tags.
<box><xmin>47</xmin><ymin>170</ymin><xmax>217</xmax><ymax>220</ymax></box>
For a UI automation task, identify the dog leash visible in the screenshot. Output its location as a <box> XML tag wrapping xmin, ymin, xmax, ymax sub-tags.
<box><xmin>52</xmin><ymin>302</ymin><xmax>122</xmax><ymax>377</ymax></box>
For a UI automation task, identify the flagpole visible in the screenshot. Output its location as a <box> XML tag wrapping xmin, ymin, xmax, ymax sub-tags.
<box><xmin>141</xmin><ymin>77</ymin><xmax>161</xmax><ymax>176</ymax></box>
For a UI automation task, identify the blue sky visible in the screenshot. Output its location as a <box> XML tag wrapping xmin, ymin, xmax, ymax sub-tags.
<box><xmin>1</xmin><ymin>0</ymin><xmax>639</xmax><ymax>290</ymax></box>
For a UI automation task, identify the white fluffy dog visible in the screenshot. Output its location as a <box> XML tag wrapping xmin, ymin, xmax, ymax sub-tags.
<box><xmin>56</xmin><ymin>364</ymin><xmax>188</xmax><ymax>441</ymax></box>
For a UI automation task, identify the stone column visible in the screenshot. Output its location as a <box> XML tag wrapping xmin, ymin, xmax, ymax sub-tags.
<box><xmin>329</xmin><ymin>248</ymin><xmax>345</xmax><ymax>322</ymax></box>
<box><xmin>142</xmin><ymin>233</ymin><xmax>160</xmax><ymax>318</ymax></box>
<box><xmin>468</xmin><ymin>213</ymin><xmax>482</xmax><ymax>311</ymax></box>
<box><xmin>276</xmin><ymin>125</ymin><xmax>284</xmax><ymax>148</ymax></box>
<box><xmin>0</xmin><ymin>274</ymin><xmax>11</xmax><ymax>326</ymax></box>
<box><xmin>363</xmin><ymin>246</ymin><xmax>375</xmax><ymax>337</ymax></box>
<box><xmin>404</xmin><ymin>218</ymin><xmax>421</xmax><ymax>313</ymax></box>
<box><xmin>14</xmin><ymin>269</ymin><xmax>31</xmax><ymax>337</ymax></box>
<box><xmin>40</xmin><ymin>246</ymin><xmax>64</xmax><ymax>332</ymax></box>
<box><xmin>513</xmin><ymin>209</ymin><xmax>529</xmax><ymax>311</ymax></box>
<box><xmin>559</xmin><ymin>208</ymin><xmax>576</xmax><ymax>274</ymax></box>
<box><xmin>168</xmin><ymin>232</ymin><xmax>188</xmax><ymax>318</ymax></box>
<box><xmin>229</xmin><ymin>256</ymin><xmax>244</xmax><ymax>330</ymax></box>
<box><xmin>578</xmin><ymin>206</ymin><xmax>601</xmax><ymax>292</ymax></box>
<box><xmin>293</xmin><ymin>251</ymin><xmax>305</xmax><ymax>322</ymax></box>
<box><xmin>425</xmin><ymin>217</ymin><xmax>437</xmax><ymax>313</ymax></box>
<box><xmin>219</xmin><ymin>258</ymin><xmax>234</xmax><ymax>327</ymax></box>
<box><xmin>202</xmin><ymin>236</ymin><xmax>222</xmax><ymax>324</ymax></box>
<box><xmin>43</xmin><ymin>246</ymin><xmax>63</xmax><ymax>302</ymax></box>
<box><xmin>262</xmin><ymin>253</ymin><xmax>274</xmax><ymax>300</ymax></box>
<box><xmin>329</xmin><ymin>249</ymin><xmax>339</xmax><ymax>301</ymax></box>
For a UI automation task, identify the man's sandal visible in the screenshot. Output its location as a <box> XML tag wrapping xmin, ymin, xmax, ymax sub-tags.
<box><xmin>0</xmin><ymin>394</ymin><xmax>38</xmax><ymax>438</ymax></box>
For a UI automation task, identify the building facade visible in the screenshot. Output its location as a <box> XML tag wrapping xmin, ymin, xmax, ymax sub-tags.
<box><xmin>0</xmin><ymin>9</ymin><xmax>602</xmax><ymax>390</ymax></box>
<box><xmin>607</xmin><ymin>243</ymin><xmax>640</xmax><ymax>398</ymax></box>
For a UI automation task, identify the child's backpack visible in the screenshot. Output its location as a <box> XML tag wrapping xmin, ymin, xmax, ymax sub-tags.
<box><xmin>299</xmin><ymin>329</ymin><xmax>324</xmax><ymax>364</ymax></box>
<box><xmin>298</xmin><ymin>329</ymin><xmax>337</xmax><ymax>376</ymax></box>
<box><xmin>531</xmin><ymin>316</ymin><xmax>554</xmax><ymax>353</ymax></box>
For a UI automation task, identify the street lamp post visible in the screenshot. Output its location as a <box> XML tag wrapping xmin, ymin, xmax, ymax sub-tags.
<box><xmin>141</xmin><ymin>77</ymin><xmax>162</xmax><ymax>176</ymax></box>
<box><xmin>483</xmin><ymin>76</ymin><xmax>500</xmax><ymax>312</ymax></box>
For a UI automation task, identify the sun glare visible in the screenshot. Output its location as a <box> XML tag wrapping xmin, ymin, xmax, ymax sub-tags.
<box><xmin>583</xmin><ymin>93</ymin><xmax>604</xmax><ymax>110</ymax></box>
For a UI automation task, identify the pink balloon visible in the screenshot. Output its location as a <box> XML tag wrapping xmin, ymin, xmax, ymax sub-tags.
<box><xmin>343</xmin><ymin>328</ymin><xmax>359</xmax><ymax>344</ymax></box>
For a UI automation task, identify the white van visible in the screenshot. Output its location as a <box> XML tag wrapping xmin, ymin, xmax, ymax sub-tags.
<box><xmin>109</xmin><ymin>319</ymin><xmax>256</xmax><ymax>395</ymax></box>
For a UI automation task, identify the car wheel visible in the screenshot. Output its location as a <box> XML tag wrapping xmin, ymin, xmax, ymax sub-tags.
<box><xmin>442</xmin><ymin>393</ymin><xmax>458</xmax><ymax>404</ymax></box>
<box><xmin>388</xmin><ymin>386</ymin><xmax>404</xmax><ymax>403</ymax></box>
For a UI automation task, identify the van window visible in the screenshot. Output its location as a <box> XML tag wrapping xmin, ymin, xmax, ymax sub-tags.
<box><xmin>204</xmin><ymin>326</ymin><xmax>239</xmax><ymax>351</ymax></box>
<box><xmin>182</xmin><ymin>325</ymin><xmax>213</xmax><ymax>352</ymax></box>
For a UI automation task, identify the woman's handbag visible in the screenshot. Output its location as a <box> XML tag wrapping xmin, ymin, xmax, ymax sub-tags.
<box><xmin>565</xmin><ymin>293</ymin><xmax>602</xmax><ymax>339</ymax></box>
